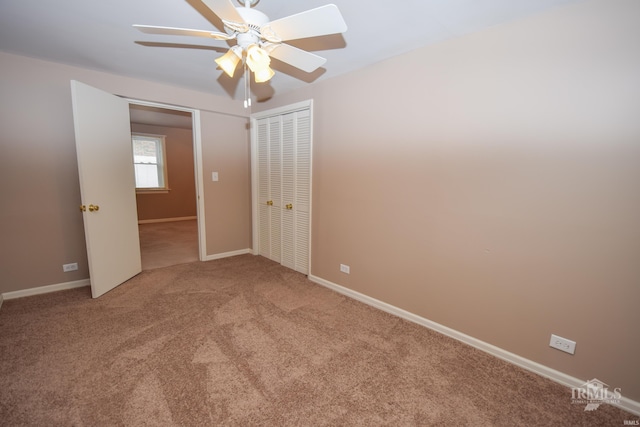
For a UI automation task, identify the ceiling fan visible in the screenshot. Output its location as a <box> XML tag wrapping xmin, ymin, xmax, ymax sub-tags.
<box><xmin>134</xmin><ymin>0</ymin><xmax>347</xmax><ymax>106</ymax></box>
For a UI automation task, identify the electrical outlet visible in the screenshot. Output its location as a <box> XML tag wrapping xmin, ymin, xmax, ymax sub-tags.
<box><xmin>549</xmin><ymin>334</ymin><xmax>576</xmax><ymax>355</ymax></box>
<box><xmin>340</xmin><ymin>264</ymin><xmax>350</xmax><ymax>274</ymax></box>
<box><xmin>63</xmin><ymin>263</ymin><xmax>78</xmax><ymax>272</ymax></box>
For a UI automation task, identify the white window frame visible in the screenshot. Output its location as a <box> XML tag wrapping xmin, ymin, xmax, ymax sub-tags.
<box><xmin>132</xmin><ymin>133</ymin><xmax>169</xmax><ymax>193</ymax></box>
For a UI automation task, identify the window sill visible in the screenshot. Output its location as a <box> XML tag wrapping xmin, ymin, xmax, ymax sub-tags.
<box><xmin>136</xmin><ymin>188</ymin><xmax>170</xmax><ymax>195</ymax></box>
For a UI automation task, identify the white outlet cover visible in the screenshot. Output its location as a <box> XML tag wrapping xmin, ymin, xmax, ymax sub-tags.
<box><xmin>63</xmin><ymin>263</ymin><xmax>78</xmax><ymax>272</ymax></box>
<box><xmin>549</xmin><ymin>334</ymin><xmax>576</xmax><ymax>355</ymax></box>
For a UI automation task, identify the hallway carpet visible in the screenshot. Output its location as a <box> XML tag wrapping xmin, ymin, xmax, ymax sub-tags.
<box><xmin>0</xmin><ymin>255</ymin><xmax>634</xmax><ymax>425</ymax></box>
<box><xmin>138</xmin><ymin>219</ymin><xmax>198</xmax><ymax>270</ymax></box>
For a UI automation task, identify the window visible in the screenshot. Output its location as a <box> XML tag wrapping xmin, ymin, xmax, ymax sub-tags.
<box><xmin>132</xmin><ymin>133</ymin><xmax>168</xmax><ymax>191</ymax></box>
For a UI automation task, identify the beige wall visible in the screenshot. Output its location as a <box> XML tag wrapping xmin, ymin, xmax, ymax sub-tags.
<box><xmin>132</xmin><ymin>123</ymin><xmax>197</xmax><ymax>221</ymax></box>
<box><xmin>0</xmin><ymin>52</ymin><xmax>250</xmax><ymax>293</ymax></box>
<box><xmin>200</xmin><ymin>111</ymin><xmax>252</xmax><ymax>256</ymax></box>
<box><xmin>255</xmin><ymin>0</ymin><xmax>640</xmax><ymax>401</ymax></box>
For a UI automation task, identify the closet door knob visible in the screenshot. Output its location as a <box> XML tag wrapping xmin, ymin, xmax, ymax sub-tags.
<box><xmin>88</xmin><ymin>204</ymin><xmax>100</xmax><ymax>212</ymax></box>
<box><xmin>80</xmin><ymin>205</ymin><xmax>86</xmax><ymax>212</ymax></box>
<box><xmin>286</xmin><ymin>204</ymin><xmax>293</xmax><ymax>210</ymax></box>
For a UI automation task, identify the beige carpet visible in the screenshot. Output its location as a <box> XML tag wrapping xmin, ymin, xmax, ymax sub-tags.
<box><xmin>138</xmin><ymin>219</ymin><xmax>199</xmax><ymax>270</ymax></box>
<box><xmin>0</xmin><ymin>255</ymin><xmax>634</xmax><ymax>425</ymax></box>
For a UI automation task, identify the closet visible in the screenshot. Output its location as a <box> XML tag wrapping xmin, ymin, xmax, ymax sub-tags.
<box><xmin>252</xmin><ymin>101</ymin><xmax>311</xmax><ymax>275</ymax></box>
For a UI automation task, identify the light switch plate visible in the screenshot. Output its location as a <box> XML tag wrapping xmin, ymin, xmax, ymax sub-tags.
<box><xmin>212</xmin><ymin>172</ymin><xmax>219</xmax><ymax>182</ymax></box>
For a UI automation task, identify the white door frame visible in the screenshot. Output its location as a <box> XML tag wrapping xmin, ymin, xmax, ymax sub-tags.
<box><xmin>250</xmin><ymin>99</ymin><xmax>313</xmax><ymax>271</ymax></box>
<box><xmin>126</xmin><ymin>98</ymin><xmax>206</xmax><ymax>261</ymax></box>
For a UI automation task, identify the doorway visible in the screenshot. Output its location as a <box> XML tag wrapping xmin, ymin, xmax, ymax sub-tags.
<box><xmin>129</xmin><ymin>103</ymin><xmax>202</xmax><ymax>270</ymax></box>
<box><xmin>72</xmin><ymin>81</ymin><xmax>207</xmax><ymax>297</ymax></box>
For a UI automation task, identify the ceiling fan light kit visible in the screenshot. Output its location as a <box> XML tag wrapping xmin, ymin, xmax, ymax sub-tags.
<box><xmin>245</xmin><ymin>45</ymin><xmax>271</xmax><ymax>72</ymax></box>
<box><xmin>134</xmin><ymin>0</ymin><xmax>347</xmax><ymax>107</ymax></box>
<box><xmin>214</xmin><ymin>46</ymin><xmax>243</xmax><ymax>77</ymax></box>
<box><xmin>253</xmin><ymin>64</ymin><xmax>275</xmax><ymax>83</ymax></box>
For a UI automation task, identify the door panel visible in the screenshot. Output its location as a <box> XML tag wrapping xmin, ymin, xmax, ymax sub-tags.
<box><xmin>257</xmin><ymin>116</ymin><xmax>283</xmax><ymax>263</ymax></box>
<box><xmin>282</xmin><ymin>110</ymin><xmax>310</xmax><ymax>274</ymax></box>
<box><xmin>255</xmin><ymin>107</ymin><xmax>311</xmax><ymax>274</ymax></box>
<box><xmin>71</xmin><ymin>80</ymin><xmax>141</xmax><ymax>298</ymax></box>
<box><xmin>281</xmin><ymin>113</ymin><xmax>295</xmax><ymax>270</ymax></box>
<box><xmin>294</xmin><ymin>110</ymin><xmax>311</xmax><ymax>274</ymax></box>
<box><xmin>269</xmin><ymin>117</ymin><xmax>282</xmax><ymax>263</ymax></box>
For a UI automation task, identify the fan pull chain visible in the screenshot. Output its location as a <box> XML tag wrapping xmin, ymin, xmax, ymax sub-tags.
<box><xmin>243</xmin><ymin>63</ymin><xmax>251</xmax><ymax>109</ymax></box>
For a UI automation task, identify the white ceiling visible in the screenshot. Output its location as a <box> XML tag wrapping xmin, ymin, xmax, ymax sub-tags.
<box><xmin>0</xmin><ymin>0</ymin><xmax>583</xmax><ymax>103</ymax></box>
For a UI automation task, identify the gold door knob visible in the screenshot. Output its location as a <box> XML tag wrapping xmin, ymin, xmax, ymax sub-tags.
<box><xmin>79</xmin><ymin>205</ymin><xmax>86</xmax><ymax>212</ymax></box>
<box><xmin>88</xmin><ymin>204</ymin><xmax>100</xmax><ymax>212</ymax></box>
<box><xmin>266</xmin><ymin>200</ymin><xmax>273</xmax><ymax>206</ymax></box>
<box><xmin>286</xmin><ymin>204</ymin><xmax>293</xmax><ymax>210</ymax></box>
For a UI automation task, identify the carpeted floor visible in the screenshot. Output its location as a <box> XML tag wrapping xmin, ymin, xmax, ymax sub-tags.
<box><xmin>0</xmin><ymin>255</ymin><xmax>635</xmax><ymax>425</ymax></box>
<box><xmin>138</xmin><ymin>219</ymin><xmax>199</xmax><ymax>271</ymax></box>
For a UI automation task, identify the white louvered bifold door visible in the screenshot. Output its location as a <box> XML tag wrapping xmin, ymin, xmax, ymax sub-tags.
<box><xmin>281</xmin><ymin>110</ymin><xmax>311</xmax><ymax>274</ymax></box>
<box><xmin>268</xmin><ymin>116</ymin><xmax>282</xmax><ymax>263</ymax></box>
<box><xmin>257</xmin><ymin>116</ymin><xmax>282</xmax><ymax>263</ymax></box>
<box><xmin>281</xmin><ymin>113</ymin><xmax>296</xmax><ymax>270</ymax></box>
<box><xmin>255</xmin><ymin>105</ymin><xmax>311</xmax><ymax>275</ymax></box>
<box><xmin>257</xmin><ymin>118</ymin><xmax>270</xmax><ymax>257</ymax></box>
<box><xmin>295</xmin><ymin>110</ymin><xmax>311</xmax><ymax>274</ymax></box>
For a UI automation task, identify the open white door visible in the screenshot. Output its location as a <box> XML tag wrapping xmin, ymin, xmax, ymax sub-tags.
<box><xmin>71</xmin><ymin>81</ymin><xmax>142</xmax><ymax>298</ymax></box>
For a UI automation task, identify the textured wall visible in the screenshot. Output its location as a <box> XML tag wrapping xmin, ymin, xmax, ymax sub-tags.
<box><xmin>200</xmin><ymin>111</ymin><xmax>252</xmax><ymax>256</ymax></box>
<box><xmin>255</xmin><ymin>0</ymin><xmax>640</xmax><ymax>401</ymax></box>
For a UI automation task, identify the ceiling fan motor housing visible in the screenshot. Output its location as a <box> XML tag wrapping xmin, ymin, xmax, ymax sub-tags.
<box><xmin>236</xmin><ymin>7</ymin><xmax>269</xmax><ymax>29</ymax></box>
<box><xmin>236</xmin><ymin>32</ymin><xmax>261</xmax><ymax>50</ymax></box>
<box><xmin>234</xmin><ymin>7</ymin><xmax>270</xmax><ymax>49</ymax></box>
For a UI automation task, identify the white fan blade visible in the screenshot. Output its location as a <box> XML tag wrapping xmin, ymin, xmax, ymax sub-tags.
<box><xmin>133</xmin><ymin>25</ymin><xmax>234</xmax><ymax>40</ymax></box>
<box><xmin>261</xmin><ymin>4</ymin><xmax>347</xmax><ymax>42</ymax></box>
<box><xmin>267</xmin><ymin>44</ymin><xmax>327</xmax><ymax>73</ymax></box>
<box><xmin>201</xmin><ymin>0</ymin><xmax>245</xmax><ymax>24</ymax></box>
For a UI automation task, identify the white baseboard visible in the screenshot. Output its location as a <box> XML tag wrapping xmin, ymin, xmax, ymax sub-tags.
<box><xmin>2</xmin><ymin>279</ymin><xmax>90</xmax><ymax>300</ymax></box>
<box><xmin>308</xmin><ymin>274</ymin><xmax>640</xmax><ymax>417</ymax></box>
<box><xmin>1</xmin><ymin>249</ymin><xmax>250</xmax><ymax>301</ymax></box>
<box><xmin>138</xmin><ymin>216</ymin><xmax>197</xmax><ymax>224</ymax></box>
<box><xmin>203</xmin><ymin>248</ymin><xmax>252</xmax><ymax>262</ymax></box>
